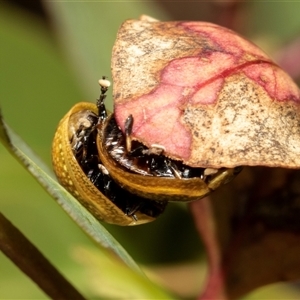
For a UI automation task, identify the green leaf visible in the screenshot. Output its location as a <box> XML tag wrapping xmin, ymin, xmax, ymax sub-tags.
<box><xmin>0</xmin><ymin>109</ymin><xmax>141</xmax><ymax>272</ymax></box>
<box><xmin>0</xmin><ymin>108</ymin><xmax>171</xmax><ymax>298</ymax></box>
<box><xmin>44</xmin><ymin>0</ymin><xmax>170</xmax><ymax>103</ymax></box>
<box><xmin>73</xmin><ymin>246</ymin><xmax>171</xmax><ymax>299</ymax></box>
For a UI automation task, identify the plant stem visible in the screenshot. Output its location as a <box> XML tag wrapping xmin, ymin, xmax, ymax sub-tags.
<box><xmin>0</xmin><ymin>211</ymin><xmax>86</xmax><ymax>300</ymax></box>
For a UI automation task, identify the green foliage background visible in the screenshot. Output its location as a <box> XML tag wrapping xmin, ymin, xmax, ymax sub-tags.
<box><xmin>0</xmin><ymin>1</ymin><xmax>299</xmax><ymax>299</ymax></box>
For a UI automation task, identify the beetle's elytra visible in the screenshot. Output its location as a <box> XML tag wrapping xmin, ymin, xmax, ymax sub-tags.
<box><xmin>52</xmin><ymin>79</ymin><xmax>240</xmax><ymax>225</ymax></box>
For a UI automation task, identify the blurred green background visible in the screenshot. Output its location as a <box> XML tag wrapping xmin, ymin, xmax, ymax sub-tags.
<box><xmin>1</xmin><ymin>1</ymin><xmax>299</xmax><ymax>299</ymax></box>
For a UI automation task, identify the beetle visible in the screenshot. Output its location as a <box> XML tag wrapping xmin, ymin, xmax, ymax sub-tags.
<box><xmin>52</xmin><ymin>78</ymin><xmax>241</xmax><ymax>225</ymax></box>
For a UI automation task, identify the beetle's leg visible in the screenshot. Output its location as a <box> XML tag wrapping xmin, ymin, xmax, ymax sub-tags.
<box><xmin>166</xmin><ymin>161</ymin><xmax>182</xmax><ymax>179</ymax></box>
<box><xmin>124</xmin><ymin>114</ymin><xmax>153</xmax><ymax>157</ymax></box>
<box><xmin>97</xmin><ymin>76</ymin><xmax>111</xmax><ymax>121</ymax></box>
<box><xmin>207</xmin><ymin>167</ymin><xmax>242</xmax><ymax>190</ymax></box>
<box><xmin>96</xmin><ymin>164</ymin><xmax>116</xmax><ymax>200</ymax></box>
<box><xmin>125</xmin><ymin>202</ymin><xmax>142</xmax><ymax>222</ymax></box>
<box><xmin>126</xmin><ymin>210</ymin><xmax>139</xmax><ymax>222</ymax></box>
<box><xmin>124</xmin><ymin>114</ymin><xmax>133</xmax><ymax>153</ymax></box>
<box><xmin>124</xmin><ymin>115</ymin><xmax>163</xmax><ymax>157</ymax></box>
<box><xmin>73</xmin><ymin>120</ymin><xmax>98</xmax><ymax>165</ymax></box>
<box><xmin>87</xmin><ymin>168</ymin><xmax>101</xmax><ymax>184</ymax></box>
<box><xmin>142</xmin><ymin>144</ymin><xmax>165</xmax><ymax>156</ymax></box>
<box><xmin>72</xmin><ymin>127</ymin><xmax>92</xmax><ymax>162</ymax></box>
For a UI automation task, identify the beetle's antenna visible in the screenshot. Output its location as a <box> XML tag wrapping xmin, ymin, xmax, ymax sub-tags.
<box><xmin>97</xmin><ymin>76</ymin><xmax>111</xmax><ymax>121</ymax></box>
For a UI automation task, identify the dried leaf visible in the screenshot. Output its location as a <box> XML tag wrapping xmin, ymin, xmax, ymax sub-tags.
<box><xmin>112</xmin><ymin>17</ymin><xmax>300</xmax><ymax>168</ymax></box>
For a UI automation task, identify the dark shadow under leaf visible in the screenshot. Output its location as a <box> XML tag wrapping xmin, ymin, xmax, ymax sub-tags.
<box><xmin>190</xmin><ymin>167</ymin><xmax>300</xmax><ymax>300</ymax></box>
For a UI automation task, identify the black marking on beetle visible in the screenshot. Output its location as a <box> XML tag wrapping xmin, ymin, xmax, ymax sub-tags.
<box><xmin>69</xmin><ymin>85</ymin><xmax>166</xmax><ymax>221</ymax></box>
<box><xmin>104</xmin><ymin>114</ymin><xmax>207</xmax><ymax>180</ymax></box>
